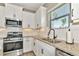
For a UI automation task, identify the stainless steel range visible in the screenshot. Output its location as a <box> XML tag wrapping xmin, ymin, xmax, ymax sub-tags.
<box><xmin>3</xmin><ymin>32</ymin><xmax>23</xmax><ymax>56</ymax></box>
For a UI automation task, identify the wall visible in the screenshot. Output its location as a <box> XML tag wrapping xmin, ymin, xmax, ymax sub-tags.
<box><xmin>48</xmin><ymin>4</ymin><xmax>79</xmax><ymax>43</ymax></box>
<box><xmin>54</xmin><ymin>24</ymin><xmax>79</xmax><ymax>43</ymax></box>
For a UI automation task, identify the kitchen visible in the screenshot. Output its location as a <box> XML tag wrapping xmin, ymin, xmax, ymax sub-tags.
<box><xmin>0</xmin><ymin>3</ymin><xmax>79</xmax><ymax>56</ymax></box>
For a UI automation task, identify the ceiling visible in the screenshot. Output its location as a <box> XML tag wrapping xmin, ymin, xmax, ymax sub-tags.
<box><xmin>11</xmin><ymin>3</ymin><xmax>43</xmax><ymax>12</ymax></box>
<box><xmin>44</xmin><ymin>3</ymin><xmax>58</xmax><ymax>11</ymax></box>
<box><xmin>11</xmin><ymin>3</ymin><xmax>58</xmax><ymax>12</ymax></box>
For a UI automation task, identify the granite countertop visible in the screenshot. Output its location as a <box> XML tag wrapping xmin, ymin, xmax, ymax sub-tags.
<box><xmin>25</xmin><ymin>35</ymin><xmax>79</xmax><ymax>56</ymax></box>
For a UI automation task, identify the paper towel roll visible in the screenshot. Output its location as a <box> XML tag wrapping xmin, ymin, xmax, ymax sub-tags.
<box><xmin>66</xmin><ymin>29</ymin><xmax>73</xmax><ymax>44</ymax></box>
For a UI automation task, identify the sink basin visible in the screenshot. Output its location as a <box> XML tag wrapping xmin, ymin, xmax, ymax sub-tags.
<box><xmin>53</xmin><ymin>40</ymin><xmax>61</xmax><ymax>43</ymax></box>
<box><xmin>42</xmin><ymin>38</ymin><xmax>49</xmax><ymax>40</ymax></box>
<box><xmin>41</xmin><ymin>38</ymin><xmax>61</xmax><ymax>43</ymax></box>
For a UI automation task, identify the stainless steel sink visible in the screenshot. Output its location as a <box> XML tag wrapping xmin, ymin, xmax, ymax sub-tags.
<box><xmin>42</xmin><ymin>38</ymin><xmax>61</xmax><ymax>43</ymax></box>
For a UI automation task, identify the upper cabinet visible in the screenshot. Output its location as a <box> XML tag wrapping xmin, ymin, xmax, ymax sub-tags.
<box><xmin>0</xmin><ymin>5</ymin><xmax>5</xmax><ymax>28</ymax></box>
<box><xmin>71</xmin><ymin>3</ymin><xmax>79</xmax><ymax>20</ymax></box>
<box><xmin>35</xmin><ymin>8</ymin><xmax>41</xmax><ymax>28</ymax></box>
<box><xmin>5</xmin><ymin>4</ymin><xmax>23</xmax><ymax>20</ymax></box>
<box><xmin>22</xmin><ymin>11</ymin><xmax>35</xmax><ymax>28</ymax></box>
<box><xmin>35</xmin><ymin>6</ymin><xmax>47</xmax><ymax>28</ymax></box>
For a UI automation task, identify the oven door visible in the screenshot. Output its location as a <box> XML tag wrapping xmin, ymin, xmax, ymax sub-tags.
<box><xmin>3</xmin><ymin>41</ymin><xmax>23</xmax><ymax>52</ymax></box>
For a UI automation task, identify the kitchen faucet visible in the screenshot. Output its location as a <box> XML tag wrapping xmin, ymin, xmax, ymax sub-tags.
<box><xmin>48</xmin><ymin>29</ymin><xmax>57</xmax><ymax>39</ymax></box>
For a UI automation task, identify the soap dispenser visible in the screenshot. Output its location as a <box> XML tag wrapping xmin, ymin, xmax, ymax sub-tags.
<box><xmin>66</xmin><ymin>29</ymin><xmax>74</xmax><ymax>44</ymax></box>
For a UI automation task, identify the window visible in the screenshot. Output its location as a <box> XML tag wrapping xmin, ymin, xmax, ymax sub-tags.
<box><xmin>50</xmin><ymin>3</ymin><xmax>71</xmax><ymax>29</ymax></box>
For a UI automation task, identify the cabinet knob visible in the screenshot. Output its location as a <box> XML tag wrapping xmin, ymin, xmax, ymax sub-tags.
<box><xmin>41</xmin><ymin>49</ymin><xmax>44</xmax><ymax>54</ymax></box>
<box><xmin>13</xmin><ymin>14</ymin><xmax>16</xmax><ymax>17</ymax></box>
<box><xmin>34</xmin><ymin>42</ymin><xmax>35</xmax><ymax>46</ymax></box>
<box><xmin>27</xmin><ymin>24</ymin><xmax>30</xmax><ymax>28</ymax></box>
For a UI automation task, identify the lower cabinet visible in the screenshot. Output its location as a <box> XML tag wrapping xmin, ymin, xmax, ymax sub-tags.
<box><xmin>23</xmin><ymin>37</ymin><xmax>56</xmax><ymax>56</ymax></box>
<box><xmin>33</xmin><ymin>39</ymin><xmax>56</xmax><ymax>56</ymax></box>
<box><xmin>33</xmin><ymin>39</ymin><xmax>39</xmax><ymax>55</ymax></box>
<box><xmin>43</xmin><ymin>43</ymin><xmax>56</xmax><ymax>56</ymax></box>
<box><xmin>0</xmin><ymin>39</ymin><xmax>3</xmax><ymax>56</ymax></box>
<box><xmin>23</xmin><ymin>37</ymin><xmax>34</xmax><ymax>53</ymax></box>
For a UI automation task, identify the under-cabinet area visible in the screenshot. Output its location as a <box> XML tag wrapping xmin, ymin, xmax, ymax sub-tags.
<box><xmin>0</xmin><ymin>3</ymin><xmax>79</xmax><ymax>56</ymax></box>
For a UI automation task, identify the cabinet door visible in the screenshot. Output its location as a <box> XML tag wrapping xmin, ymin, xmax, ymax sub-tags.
<box><xmin>0</xmin><ymin>39</ymin><xmax>3</xmax><ymax>56</ymax></box>
<box><xmin>71</xmin><ymin>3</ymin><xmax>79</xmax><ymax>20</ymax></box>
<box><xmin>0</xmin><ymin>6</ymin><xmax>7</xmax><ymax>37</ymax></box>
<box><xmin>0</xmin><ymin>6</ymin><xmax>5</xmax><ymax>28</ymax></box>
<box><xmin>29</xmin><ymin>38</ymin><xmax>34</xmax><ymax>51</ymax></box>
<box><xmin>5</xmin><ymin>4</ymin><xmax>22</xmax><ymax>20</ymax></box>
<box><xmin>47</xmin><ymin>13</ymin><xmax>51</xmax><ymax>28</ymax></box>
<box><xmin>23</xmin><ymin>11</ymin><xmax>35</xmax><ymax>28</ymax></box>
<box><xmin>37</xmin><ymin>40</ymin><xmax>43</xmax><ymax>56</ymax></box>
<box><xmin>33</xmin><ymin>39</ymin><xmax>39</xmax><ymax>55</ymax></box>
<box><xmin>23</xmin><ymin>37</ymin><xmax>33</xmax><ymax>53</ymax></box>
<box><xmin>5</xmin><ymin>4</ymin><xmax>15</xmax><ymax>18</ymax></box>
<box><xmin>35</xmin><ymin>6</ymin><xmax>47</xmax><ymax>28</ymax></box>
<box><xmin>33</xmin><ymin>39</ymin><xmax>56</xmax><ymax>56</ymax></box>
<box><xmin>43</xmin><ymin>45</ymin><xmax>55</xmax><ymax>56</ymax></box>
<box><xmin>13</xmin><ymin>6</ymin><xmax>22</xmax><ymax>20</ymax></box>
<box><xmin>39</xmin><ymin>40</ymin><xmax>56</xmax><ymax>56</ymax></box>
<box><xmin>35</xmin><ymin>8</ymin><xmax>41</xmax><ymax>28</ymax></box>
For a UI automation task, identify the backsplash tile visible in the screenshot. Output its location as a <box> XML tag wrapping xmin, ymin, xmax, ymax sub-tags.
<box><xmin>55</xmin><ymin>25</ymin><xmax>79</xmax><ymax>43</ymax></box>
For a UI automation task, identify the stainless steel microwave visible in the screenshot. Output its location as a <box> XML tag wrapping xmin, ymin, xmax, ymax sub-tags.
<box><xmin>6</xmin><ymin>18</ymin><xmax>22</xmax><ymax>27</ymax></box>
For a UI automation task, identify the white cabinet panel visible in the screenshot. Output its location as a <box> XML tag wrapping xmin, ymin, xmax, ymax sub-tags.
<box><xmin>35</xmin><ymin>6</ymin><xmax>47</xmax><ymax>28</ymax></box>
<box><xmin>33</xmin><ymin>39</ymin><xmax>39</xmax><ymax>55</ymax></box>
<box><xmin>5</xmin><ymin>4</ymin><xmax>14</xmax><ymax>18</ymax></box>
<box><xmin>33</xmin><ymin>39</ymin><xmax>56</xmax><ymax>56</ymax></box>
<box><xmin>23</xmin><ymin>37</ymin><xmax>33</xmax><ymax>53</ymax></box>
<box><xmin>35</xmin><ymin>9</ymin><xmax>41</xmax><ymax>28</ymax></box>
<box><xmin>0</xmin><ymin>39</ymin><xmax>3</xmax><ymax>56</ymax></box>
<box><xmin>0</xmin><ymin>6</ymin><xmax>5</xmax><ymax>28</ymax></box>
<box><xmin>22</xmin><ymin>11</ymin><xmax>35</xmax><ymax>28</ymax></box>
<box><xmin>37</xmin><ymin>40</ymin><xmax>43</xmax><ymax>56</ymax></box>
<box><xmin>5</xmin><ymin>4</ymin><xmax>22</xmax><ymax>20</ymax></box>
<box><xmin>71</xmin><ymin>3</ymin><xmax>79</xmax><ymax>20</ymax></box>
<box><xmin>43</xmin><ymin>45</ymin><xmax>55</xmax><ymax>56</ymax></box>
<box><xmin>13</xmin><ymin>5</ymin><xmax>22</xmax><ymax>20</ymax></box>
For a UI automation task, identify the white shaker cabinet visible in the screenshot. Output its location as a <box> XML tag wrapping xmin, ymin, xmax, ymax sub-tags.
<box><xmin>23</xmin><ymin>37</ymin><xmax>34</xmax><ymax>53</ymax></box>
<box><xmin>33</xmin><ymin>39</ymin><xmax>43</xmax><ymax>56</ymax></box>
<box><xmin>35</xmin><ymin>9</ymin><xmax>41</xmax><ymax>28</ymax></box>
<box><xmin>38</xmin><ymin>40</ymin><xmax>56</xmax><ymax>56</ymax></box>
<box><xmin>22</xmin><ymin>11</ymin><xmax>35</xmax><ymax>28</ymax></box>
<box><xmin>36</xmin><ymin>40</ymin><xmax>43</xmax><ymax>56</ymax></box>
<box><xmin>43</xmin><ymin>43</ymin><xmax>56</xmax><ymax>56</ymax></box>
<box><xmin>33</xmin><ymin>39</ymin><xmax>39</xmax><ymax>55</ymax></box>
<box><xmin>0</xmin><ymin>6</ymin><xmax>5</xmax><ymax>28</ymax></box>
<box><xmin>71</xmin><ymin>3</ymin><xmax>79</xmax><ymax>20</ymax></box>
<box><xmin>5</xmin><ymin>4</ymin><xmax>22</xmax><ymax>20</ymax></box>
<box><xmin>33</xmin><ymin>39</ymin><xmax>56</xmax><ymax>56</ymax></box>
<box><xmin>35</xmin><ymin>6</ymin><xmax>47</xmax><ymax>28</ymax></box>
<box><xmin>0</xmin><ymin>39</ymin><xmax>3</xmax><ymax>56</ymax></box>
<box><xmin>0</xmin><ymin>6</ymin><xmax>7</xmax><ymax>37</ymax></box>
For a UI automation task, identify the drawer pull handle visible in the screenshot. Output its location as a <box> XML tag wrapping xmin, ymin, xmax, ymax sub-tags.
<box><xmin>41</xmin><ymin>49</ymin><xmax>44</xmax><ymax>54</ymax></box>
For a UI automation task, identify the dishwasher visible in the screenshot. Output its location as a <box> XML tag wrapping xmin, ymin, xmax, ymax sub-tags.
<box><xmin>56</xmin><ymin>48</ymin><xmax>73</xmax><ymax>56</ymax></box>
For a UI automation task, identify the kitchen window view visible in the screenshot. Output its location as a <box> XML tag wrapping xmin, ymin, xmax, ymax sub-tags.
<box><xmin>50</xmin><ymin>4</ymin><xmax>71</xmax><ymax>29</ymax></box>
<box><xmin>0</xmin><ymin>3</ymin><xmax>79</xmax><ymax>56</ymax></box>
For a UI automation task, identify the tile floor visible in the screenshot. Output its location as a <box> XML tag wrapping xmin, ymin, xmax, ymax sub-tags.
<box><xmin>23</xmin><ymin>51</ymin><xmax>35</xmax><ymax>56</ymax></box>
